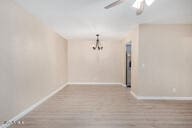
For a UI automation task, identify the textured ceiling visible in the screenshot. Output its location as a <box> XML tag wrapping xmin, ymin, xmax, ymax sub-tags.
<box><xmin>15</xmin><ymin>0</ymin><xmax>192</xmax><ymax>40</ymax></box>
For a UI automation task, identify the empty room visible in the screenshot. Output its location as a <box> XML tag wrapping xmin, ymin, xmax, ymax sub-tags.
<box><xmin>0</xmin><ymin>0</ymin><xmax>192</xmax><ymax>128</ymax></box>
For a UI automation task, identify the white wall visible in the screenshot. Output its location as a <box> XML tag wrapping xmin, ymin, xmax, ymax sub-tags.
<box><xmin>0</xmin><ymin>0</ymin><xmax>68</xmax><ymax>122</ymax></box>
<box><xmin>137</xmin><ymin>24</ymin><xmax>192</xmax><ymax>97</ymax></box>
<box><xmin>68</xmin><ymin>40</ymin><xmax>123</xmax><ymax>84</ymax></box>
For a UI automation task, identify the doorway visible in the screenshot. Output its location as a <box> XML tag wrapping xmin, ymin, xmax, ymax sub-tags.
<box><xmin>126</xmin><ymin>43</ymin><xmax>132</xmax><ymax>88</ymax></box>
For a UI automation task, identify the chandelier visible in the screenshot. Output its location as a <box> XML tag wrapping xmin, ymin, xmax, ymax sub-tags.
<box><xmin>93</xmin><ymin>34</ymin><xmax>103</xmax><ymax>50</ymax></box>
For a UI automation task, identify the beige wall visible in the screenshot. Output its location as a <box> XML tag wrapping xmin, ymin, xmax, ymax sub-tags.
<box><xmin>137</xmin><ymin>24</ymin><xmax>192</xmax><ymax>97</ymax></box>
<box><xmin>0</xmin><ymin>0</ymin><xmax>68</xmax><ymax>122</ymax></box>
<box><xmin>123</xmin><ymin>24</ymin><xmax>192</xmax><ymax>97</ymax></box>
<box><xmin>68</xmin><ymin>40</ymin><xmax>123</xmax><ymax>83</ymax></box>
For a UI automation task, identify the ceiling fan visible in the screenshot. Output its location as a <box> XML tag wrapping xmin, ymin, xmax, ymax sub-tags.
<box><xmin>104</xmin><ymin>0</ymin><xmax>155</xmax><ymax>15</ymax></box>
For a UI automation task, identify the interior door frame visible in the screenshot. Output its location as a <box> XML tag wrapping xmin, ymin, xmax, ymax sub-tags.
<box><xmin>125</xmin><ymin>42</ymin><xmax>132</xmax><ymax>88</ymax></box>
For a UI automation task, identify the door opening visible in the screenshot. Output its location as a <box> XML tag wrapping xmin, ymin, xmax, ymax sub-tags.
<box><xmin>126</xmin><ymin>43</ymin><xmax>132</xmax><ymax>88</ymax></box>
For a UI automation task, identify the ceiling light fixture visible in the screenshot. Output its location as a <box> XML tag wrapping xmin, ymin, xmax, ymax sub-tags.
<box><xmin>93</xmin><ymin>34</ymin><xmax>103</xmax><ymax>50</ymax></box>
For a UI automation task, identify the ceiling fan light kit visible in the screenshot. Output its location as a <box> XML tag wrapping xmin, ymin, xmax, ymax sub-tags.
<box><xmin>133</xmin><ymin>0</ymin><xmax>145</xmax><ymax>15</ymax></box>
<box><xmin>132</xmin><ymin>0</ymin><xmax>143</xmax><ymax>9</ymax></box>
<box><xmin>104</xmin><ymin>0</ymin><xmax>155</xmax><ymax>15</ymax></box>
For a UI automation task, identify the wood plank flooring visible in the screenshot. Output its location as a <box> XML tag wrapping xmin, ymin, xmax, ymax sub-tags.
<box><xmin>11</xmin><ymin>85</ymin><xmax>192</xmax><ymax>128</ymax></box>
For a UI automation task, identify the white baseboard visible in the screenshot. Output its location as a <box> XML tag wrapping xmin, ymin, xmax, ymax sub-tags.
<box><xmin>67</xmin><ymin>82</ymin><xmax>123</xmax><ymax>86</ymax></box>
<box><xmin>130</xmin><ymin>91</ymin><xmax>192</xmax><ymax>100</ymax></box>
<box><xmin>121</xmin><ymin>84</ymin><xmax>127</xmax><ymax>87</ymax></box>
<box><xmin>130</xmin><ymin>91</ymin><xmax>138</xmax><ymax>99</ymax></box>
<box><xmin>67</xmin><ymin>82</ymin><xmax>128</xmax><ymax>88</ymax></box>
<box><xmin>0</xmin><ymin>83</ymin><xmax>68</xmax><ymax>128</ymax></box>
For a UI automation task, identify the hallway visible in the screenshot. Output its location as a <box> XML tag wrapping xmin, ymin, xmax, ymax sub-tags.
<box><xmin>11</xmin><ymin>85</ymin><xmax>192</xmax><ymax>128</ymax></box>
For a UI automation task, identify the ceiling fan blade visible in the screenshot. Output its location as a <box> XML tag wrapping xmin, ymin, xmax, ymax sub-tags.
<box><xmin>104</xmin><ymin>0</ymin><xmax>128</xmax><ymax>9</ymax></box>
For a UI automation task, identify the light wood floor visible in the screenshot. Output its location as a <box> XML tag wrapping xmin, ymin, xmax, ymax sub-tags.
<box><xmin>11</xmin><ymin>85</ymin><xmax>192</xmax><ymax>128</ymax></box>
